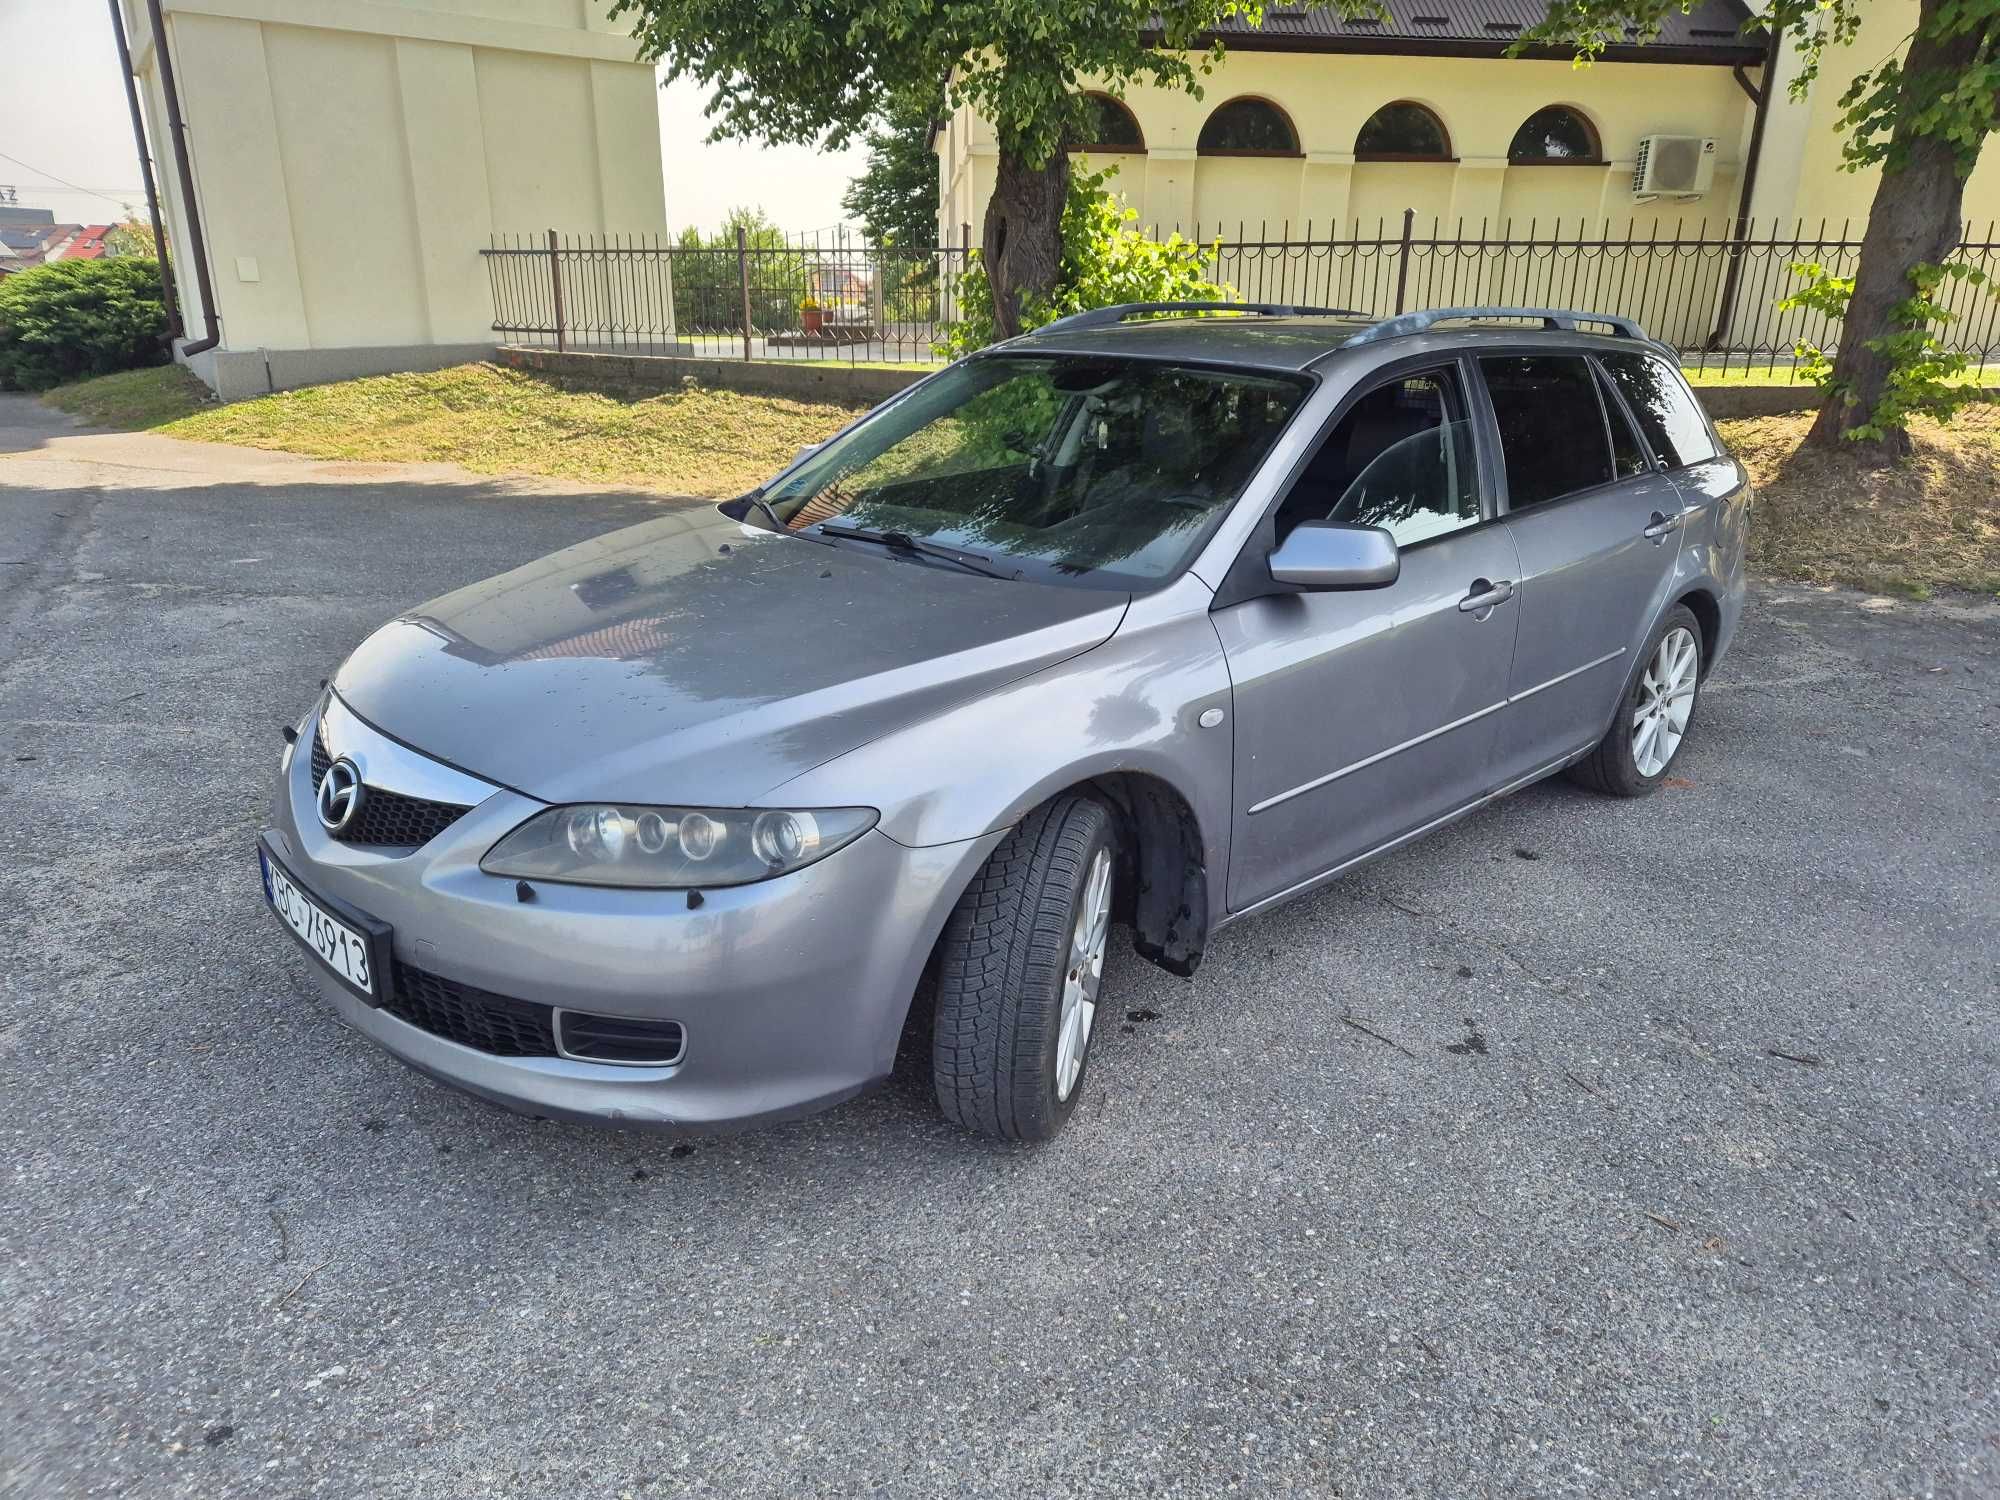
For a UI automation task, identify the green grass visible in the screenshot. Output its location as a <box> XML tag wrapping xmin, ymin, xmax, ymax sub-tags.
<box><xmin>1682</xmin><ymin>362</ymin><xmax>2000</xmax><ymax>388</ymax></box>
<box><xmin>41</xmin><ymin>361</ymin><xmax>864</xmax><ymax>498</ymax></box>
<box><xmin>42</xmin><ymin>364</ymin><xmax>214</xmax><ymax>427</ymax></box>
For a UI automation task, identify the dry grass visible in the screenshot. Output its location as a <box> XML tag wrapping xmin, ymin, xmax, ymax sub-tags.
<box><xmin>42</xmin><ymin>364</ymin><xmax>214</xmax><ymax>428</ymax></box>
<box><xmin>1720</xmin><ymin>406</ymin><xmax>2000</xmax><ymax>599</ymax></box>
<box><xmin>43</xmin><ymin>362</ymin><xmax>862</xmax><ymax>498</ymax></box>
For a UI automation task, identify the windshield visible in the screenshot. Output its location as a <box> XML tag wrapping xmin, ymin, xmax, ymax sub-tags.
<box><xmin>760</xmin><ymin>355</ymin><xmax>1308</xmax><ymax>589</ymax></box>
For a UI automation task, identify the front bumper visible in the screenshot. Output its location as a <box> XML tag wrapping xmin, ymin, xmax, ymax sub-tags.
<box><xmin>263</xmin><ymin>702</ymin><xmax>999</xmax><ymax>1129</ymax></box>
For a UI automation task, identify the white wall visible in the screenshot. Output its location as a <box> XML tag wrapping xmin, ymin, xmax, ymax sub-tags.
<box><xmin>125</xmin><ymin>0</ymin><xmax>665</xmax><ymax>390</ymax></box>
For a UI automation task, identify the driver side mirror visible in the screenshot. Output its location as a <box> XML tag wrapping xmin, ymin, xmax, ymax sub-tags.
<box><xmin>1267</xmin><ymin>520</ymin><xmax>1400</xmax><ymax>590</ymax></box>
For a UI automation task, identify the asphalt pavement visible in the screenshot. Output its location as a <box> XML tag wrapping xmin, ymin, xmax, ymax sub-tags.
<box><xmin>2</xmin><ymin>393</ymin><xmax>1995</xmax><ymax>1498</ymax></box>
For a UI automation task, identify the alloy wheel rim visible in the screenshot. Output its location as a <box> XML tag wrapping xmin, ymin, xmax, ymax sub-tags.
<box><xmin>1632</xmin><ymin>626</ymin><xmax>1698</xmax><ymax>777</ymax></box>
<box><xmin>1055</xmin><ymin>848</ymin><xmax>1112</xmax><ymax>1103</ymax></box>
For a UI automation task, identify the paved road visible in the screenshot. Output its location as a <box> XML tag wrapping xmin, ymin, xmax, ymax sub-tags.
<box><xmin>2</xmin><ymin>394</ymin><xmax>1996</xmax><ymax>1499</ymax></box>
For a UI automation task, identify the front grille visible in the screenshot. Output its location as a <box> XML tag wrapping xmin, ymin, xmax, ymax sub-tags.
<box><xmin>388</xmin><ymin>961</ymin><xmax>558</xmax><ymax>1057</ymax></box>
<box><xmin>311</xmin><ymin>724</ymin><xmax>471</xmax><ymax>849</ymax></box>
<box><xmin>383</xmin><ymin>963</ymin><xmax>687</xmax><ymax>1068</ymax></box>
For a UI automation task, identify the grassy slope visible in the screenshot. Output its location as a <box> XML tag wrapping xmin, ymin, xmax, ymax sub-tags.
<box><xmin>43</xmin><ymin>362</ymin><xmax>862</xmax><ymax>498</ymax></box>
<box><xmin>40</xmin><ymin>363</ymin><xmax>2000</xmax><ymax>597</ymax></box>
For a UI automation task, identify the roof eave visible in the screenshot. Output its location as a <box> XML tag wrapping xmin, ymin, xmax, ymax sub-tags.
<box><xmin>1144</xmin><ymin>28</ymin><xmax>1766</xmax><ymax>66</ymax></box>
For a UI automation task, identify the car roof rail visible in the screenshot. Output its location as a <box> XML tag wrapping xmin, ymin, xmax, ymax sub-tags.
<box><xmin>1034</xmin><ymin>301</ymin><xmax>1369</xmax><ymax>334</ymax></box>
<box><xmin>1343</xmin><ymin>305</ymin><xmax>1652</xmax><ymax>347</ymax></box>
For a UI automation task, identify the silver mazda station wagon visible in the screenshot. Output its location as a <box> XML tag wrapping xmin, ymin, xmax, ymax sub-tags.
<box><xmin>261</xmin><ymin>304</ymin><xmax>1748</xmax><ymax>1141</ymax></box>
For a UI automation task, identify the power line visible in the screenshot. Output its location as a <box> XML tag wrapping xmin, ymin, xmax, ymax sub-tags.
<box><xmin>0</xmin><ymin>151</ymin><xmax>138</xmax><ymax>208</ymax></box>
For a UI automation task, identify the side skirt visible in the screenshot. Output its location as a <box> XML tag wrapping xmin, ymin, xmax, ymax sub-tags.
<box><xmin>1215</xmin><ymin>743</ymin><xmax>1595</xmax><ymax>930</ymax></box>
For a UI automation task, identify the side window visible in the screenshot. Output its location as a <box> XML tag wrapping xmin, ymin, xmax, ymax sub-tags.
<box><xmin>1479</xmin><ymin>355</ymin><xmax>1614</xmax><ymax>510</ymax></box>
<box><xmin>1600</xmin><ymin>352</ymin><xmax>1717</xmax><ymax>468</ymax></box>
<box><xmin>1599</xmin><ymin>367</ymin><xmax>1651</xmax><ymax>479</ymax></box>
<box><xmin>1273</xmin><ymin>367</ymin><xmax>1481</xmax><ymax>548</ymax></box>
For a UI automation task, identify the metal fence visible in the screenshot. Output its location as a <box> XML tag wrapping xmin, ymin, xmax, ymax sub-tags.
<box><xmin>484</xmin><ymin>229</ymin><xmax>970</xmax><ymax>365</ymax></box>
<box><xmin>483</xmin><ymin>216</ymin><xmax>2000</xmax><ymax>372</ymax></box>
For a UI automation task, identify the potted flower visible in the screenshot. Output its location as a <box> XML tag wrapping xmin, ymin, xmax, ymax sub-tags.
<box><xmin>800</xmin><ymin>297</ymin><xmax>824</xmax><ymax>334</ymax></box>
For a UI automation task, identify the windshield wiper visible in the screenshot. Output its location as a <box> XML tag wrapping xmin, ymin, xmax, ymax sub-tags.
<box><xmin>815</xmin><ymin>522</ymin><xmax>1016</xmax><ymax>581</ymax></box>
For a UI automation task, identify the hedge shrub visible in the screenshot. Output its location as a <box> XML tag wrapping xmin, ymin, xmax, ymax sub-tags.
<box><xmin>0</xmin><ymin>257</ymin><xmax>170</xmax><ymax>391</ymax></box>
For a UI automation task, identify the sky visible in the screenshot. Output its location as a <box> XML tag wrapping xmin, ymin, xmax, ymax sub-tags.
<box><xmin>0</xmin><ymin>0</ymin><xmax>870</xmax><ymax>236</ymax></box>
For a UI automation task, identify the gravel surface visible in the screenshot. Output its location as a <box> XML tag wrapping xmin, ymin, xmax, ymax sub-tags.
<box><xmin>2</xmin><ymin>395</ymin><xmax>1996</xmax><ymax>1498</ymax></box>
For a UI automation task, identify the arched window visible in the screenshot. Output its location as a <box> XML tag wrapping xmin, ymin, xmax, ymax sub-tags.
<box><xmin>1197</xmin><ymin>97</ymin><xmax>1301</xmax><ymax>156</ymax></box>
<box><xmin>1074</xmin><ymin>93</ymin><xmax>1145</xmax><ymax>152</ymax></box>
<box><xmin>1508</xmin><ymin>106</ymin><xmax>1603</xmax><ymax>164</ymax></box>
<box><xmin>1354</xmin><ymin>101</ymin><xmax>1452</xmax><ymax>161</ymax></box>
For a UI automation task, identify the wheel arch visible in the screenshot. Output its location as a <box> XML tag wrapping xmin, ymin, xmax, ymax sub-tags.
<box><xmin>1674</xmin><ymin>584</ymin><xmax>1721</xmax><ymax>678</ymax></box>
<box><xmin>1083</xmin><ymin>771</ymin><xmax>1212</xmax><ymax>978</ymax></box>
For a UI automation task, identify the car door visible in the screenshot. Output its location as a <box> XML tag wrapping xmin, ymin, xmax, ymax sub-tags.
<box><xmin>1212</xmin><ymin>359</ymin><xmax>1522</xmax><ymax>913</ymax></box>
<box><xmin>1477</xmin><ymin>350</ymin><xmax>1689</xmax><ymax>786</ymax></box>
<box><xmin>1600</xmin><ymin>349</ymin><xmax>1749</xmax><ymax>589</ymax></box>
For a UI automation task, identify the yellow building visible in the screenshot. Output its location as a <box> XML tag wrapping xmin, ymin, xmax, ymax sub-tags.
<box><xmin>935</xmin><ymin>0</ymin><xmax>2000</xmax><ymax>324</ymax></box>
<box><xmin>116</xmin><ymin>0</ymin><xmax>665</xmax><ymax>399</ymax></box>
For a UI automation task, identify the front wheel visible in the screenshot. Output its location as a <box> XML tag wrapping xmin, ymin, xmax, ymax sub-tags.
<box><xmin>1567</xmin><ymin>604</ymin><xmax>1703</xmax><ymax>797</ymax></box>
<box><xmin>931</xmin><ymin>795</ymin><xmax>1115</xmax><ymax>1142</ymax></box>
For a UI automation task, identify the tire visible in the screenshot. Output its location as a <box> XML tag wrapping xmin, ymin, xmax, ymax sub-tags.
<box><xmin>931</xmin><ymin>795</ymin><xmax>1116</xmax><ymax>1142</ymax></box>
<box><xmin>1567</xmin><ymin>603</ymin><xmax>1703</xmax><ymax>798</ymax></box>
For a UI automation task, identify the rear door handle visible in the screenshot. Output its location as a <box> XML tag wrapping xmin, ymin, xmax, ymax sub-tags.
<box><xmin>1458</xmin><ymin>578</ymin><xmax>1515</xmax><ymax>613</ymax></box>
<box><xmin>1643</xmin><ymin>509</ymin><xmax>1685</xmax><ymax>541</ymax></box>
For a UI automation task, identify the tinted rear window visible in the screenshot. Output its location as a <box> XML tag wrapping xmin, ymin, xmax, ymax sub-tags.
<box><xmin>1480</xmin><ymin>355</ymin><xmax>1614</xmax><ymax>510</ymax></box>
<box><xmin>1601</xmin><ymin>353</ymin><xmax>1717</xmax><ymax>468</ymax></box>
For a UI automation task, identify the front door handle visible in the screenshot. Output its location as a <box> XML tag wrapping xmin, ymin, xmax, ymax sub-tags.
<box><xmin>1643</xmin><ymin>509</ymin><xmax>1685</xmax><ymax>541</ymax></box>
<box><xmin>1458</xmin><ymin>578</ymin><xmax>1515</xmax><ymax>613</ymax></box>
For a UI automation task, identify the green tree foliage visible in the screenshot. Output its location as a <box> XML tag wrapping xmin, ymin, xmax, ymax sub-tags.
<box><xmin>0</xmin><ymin>257</ymin><xmax>169</xmax><ymax>391</ymax></box>
<box><xmin>1780</xmin><ymin>259</ymin><xmax>1996</xmax><ymax>437</ymax></box>
<box><xmin>939</xmin><ymin>170</ymin><xmax>1235</xmax><ymax>356</ymax></box>
<box><xmin>607</xmin><ymin>0</ymin><xmax>1313</xmax><ymax>337</ymax></box>
<box><xmin>1527</xmin><ymin>0</ymin><xmax>2000</xmax><ymax>456</ymax></box>
<box><xmin>668</xmin><ymin>208</ymin><xmax>800</xmax><ymax>332</ymax></box>
<box><xmin>106</xmin><ymin>217</ymin><xmax>159</xmax><ymax>259</ymax></box>
<box><xmin>843</xmin><ymin>99</ymin><xmax>943</xmax><ymax>247</ymax></box>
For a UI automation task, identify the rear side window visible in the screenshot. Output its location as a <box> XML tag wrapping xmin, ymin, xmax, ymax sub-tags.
<box><xmin>1600</xmin><ymin>368</ymin><xmax>1651</xmax><ymax>479</ymax></box>
<box><xmin>1601</xmin><ymin>353</ymin><xmax>1717</xmax><ymax>468</ymax></box>
<box><xmin>1479</xmin><ymin>355</ymin><xmax>1613</xmax><ymax>510</ymax></box>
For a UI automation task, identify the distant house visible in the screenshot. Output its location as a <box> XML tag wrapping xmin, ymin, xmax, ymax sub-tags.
<box><xmin>0</xmin><ymin>220</ymin><xmax>79</xmax><ymax>268</ymax></box>
<box><xmin>52</xmin><ymin>225</ymin><xmax>116</xmax><ymax>262</ymax></box>
<box><xmin>118</xmin><ymin>0</ymin><xmax>666</xmax><ymax>399</ymax></box>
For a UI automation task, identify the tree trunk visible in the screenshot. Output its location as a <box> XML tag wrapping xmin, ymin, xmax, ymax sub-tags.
<box><xmin>982</xmin><ymin>146</ymin><xmax>1068</xmax><ymax>339</ymax></box>
<box><xmin>1804</xmin><ymin>3</ymin><xmax>1981</xmax><ymax>460</ymax></box>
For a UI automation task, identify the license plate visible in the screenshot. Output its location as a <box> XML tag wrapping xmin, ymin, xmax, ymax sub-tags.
<box><xmin>260</xmin><ymin>842</ymin><xmax>384</xmax><ymax>1000</ymax></box>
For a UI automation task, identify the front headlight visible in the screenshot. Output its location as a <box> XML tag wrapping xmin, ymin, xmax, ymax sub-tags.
<box><xmin>480</xmin><ymin>804</ymin><xmax>878</xmax><ymax>889</ymax></box>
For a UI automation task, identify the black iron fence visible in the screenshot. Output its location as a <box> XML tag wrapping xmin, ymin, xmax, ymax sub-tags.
<box><xmin>483</xmin><ymin>216</ymin><xmax>2000</xmax><ymax>371</ymax></box>
<box><xmin>484</xmin><ymin>229</ymin><xmax>970</xmax><ymax>364</ymax></box>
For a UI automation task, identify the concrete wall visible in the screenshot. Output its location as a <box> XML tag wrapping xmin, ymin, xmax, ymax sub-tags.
<box><xmin>123</xmin><ymin>0</ymin><xmax>665</xmax><ymax>396</ymax></box>
<box><xmin>498</xmin><ymin>344</ymin><xmax>917</xmax><ymax>406</ymax></box>
<box><xmin>1752</xmin><ymin>0</ymin><xmax>2000</xmax><ymax>232</ymax></box>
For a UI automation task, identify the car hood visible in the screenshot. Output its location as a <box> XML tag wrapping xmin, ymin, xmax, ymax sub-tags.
<box><xmin>333</xmin><ymin>506</ymin><xmax>1128</xmax><ymax>806</ymax></box>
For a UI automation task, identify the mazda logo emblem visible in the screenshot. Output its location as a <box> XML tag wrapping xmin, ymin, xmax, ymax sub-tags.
<box><xmin>317</xmin><ymin>757</ymin><xmax>365</xmax><ymax>834</ymax></box>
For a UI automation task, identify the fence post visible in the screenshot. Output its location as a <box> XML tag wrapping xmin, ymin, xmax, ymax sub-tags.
<box><xmin>736</xmin><ymin>225</ymin><xmax>754</xmax><ymax>361</ymax></box>
<box><xmin>1393</xmin><ymin>208</ymin><xmax>1415</xmax><ymax>316</ymax></box>
<box><xmin>546</xmin><ymin>228</ymin><xmax>565</xmax><ymax>352</ymax></box>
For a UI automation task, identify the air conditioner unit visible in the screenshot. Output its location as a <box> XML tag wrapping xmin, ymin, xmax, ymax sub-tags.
<box><xmin>1633</xmin><ymin>135</ymin><xmax>1717</xmax><ymax>199</ymax></box>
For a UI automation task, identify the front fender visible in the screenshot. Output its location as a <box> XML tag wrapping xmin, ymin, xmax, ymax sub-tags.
<box><xmin>765</xmin><ymin>579</ymin><xmax>1234</xmax><ymax>913</ymax></box>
